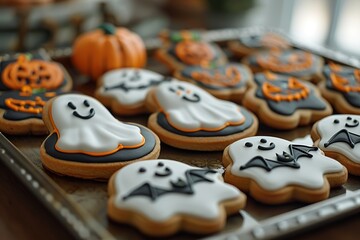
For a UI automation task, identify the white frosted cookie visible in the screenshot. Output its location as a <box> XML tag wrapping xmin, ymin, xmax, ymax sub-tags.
<box><xmin>40</xmin><ymin>93</ymin><xmax>160</xmax><ymax>180</ymax></box>
<box><xmin>222</xmin><ymin>136</ymin><xmax>347</xmax><ymax>204</ymax></box>
<box><xmin>107</xmin><ymin>159</ymin><xmax>246</xmax><ymax>236</ymax></box>
<box><xmin>95</xmin><ymin>68</ymin><xmax>170</xmax><ymax>115</ymax></box>
<box><xmin>312</xmin><ymin>114</ymin><xmax>360</xmax><ymax>175</ymax></box>
<box><xmin>145</xmin><ymin>80</ymin><xmax>258</xmax><ymax>151</ymax></box>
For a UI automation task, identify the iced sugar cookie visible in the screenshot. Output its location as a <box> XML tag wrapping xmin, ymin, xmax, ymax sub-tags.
<box><xmin>319</xmin><ymin>62</ymin><xmax>360</xmax><ymax>114</ymax></box>
<box><xmin>156</xmin><ymin>30</ymin><xmax>227</xmax><ymax>72</ymax></box>
<box><xmin>40</xmin><ymin>94</ymin><xmax>160</xmax><ymax>180</ymax></box>
<box><xmin>242</xmin><ymin>72</ymin><xmax>332</xmax><ymax>129</ymax></box>
<box><xmin>108</xmin><ymin>159</ymin><xmax>246</xmax><ymax>236</ymax></box>
<box><xmin>95</xmin><ymin>68</ymin><xmax>171</xmax><ymax>115</ymax></box>
<box><xmin>223</xmin><ymin>136</ymin><xmax>347</xmax><ymax>204</ymax></box>
<box><xmin>174</xmin><ymin>63</ymin><xmax>253</xmax><ymax>103</ymax></box>
<box><xmin>0</xmin><ymin>51</ymin><xmax>72</xmax><ymax>92</ymax></box>
<box><xmin>145</xmin><ymin>80</ymin><xmax>258</xmax><ymax>151</ymax></box>
<box><xmin>242</xmin><ymin>49</ymin><xmax>324</xmax><ymax>83</ymax></box>
<box><xmin>228</xmin><ymin>32</ymin><xmax>290</xmax><ymax>58</ymax></box>
<box><xmin>0</xmin><ymin>87</ymin><xmax>59</xmax><ymax>135</ymax></box>
<box><xmin>312</xmin><ymin>114</ymin><xmax>360</xmax><ymax>175</ymax></box>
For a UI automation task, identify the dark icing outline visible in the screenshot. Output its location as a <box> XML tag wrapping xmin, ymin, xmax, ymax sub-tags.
<box><xmin>43</xmin><ymin>126</ymin><xmax>156</xmax><ymax>163</ymax></box>
<box><xmin>254</xmin><ymin>73</ymin><xmax>327</xmax><ymax>115</ymax></box>
<box><xmin>156</xmin><ymin>107</ymin><xmax>254</xmax><ymax>137</ymax></box>
<box><xmin>122</xmin><ymin>169</ymin><xmax>216</xmax><ymax>201</ymax></box>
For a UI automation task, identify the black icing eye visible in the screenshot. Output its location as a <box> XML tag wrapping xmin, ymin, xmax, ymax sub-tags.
<box><xmin>178</xmin><ymin>86</ymin><xmax>185</xmax><ymax>91</ymax></box>
<box><xmin>157</xmin><ymin>162</ymin><xmax>164</xmax><ymax>167</ymax></box>
<box><xmin>354</xmin><ymin>120</ymin><xmax>359</xmax><ymax>124</ymax></box>
<box><xmin>67</xmin><ymin>102</ymin><xmax>76</xmax><ymax>110</ymax></box>
<box><xmin>169</xmin><ymin>87</ymin><xmax>176</xmax><ymax>93</ymax></box>
<box><xmin>260</xmin><ymin>138</ymin><xmax>267</xmax><ymax>143</ymax></box>
<box><xmin>347</xmin><ymin>116</ymin><xmax>352</xmax><ymax>120</ymax></box>
<box><xmin>83</xmin><ymin>100</ymin><xmax>90</xmax><ymax>107</ymax></box>
<box><xmin>333</xmin><ymin>119</ymin><xmax>339</xmax><ymax>124</ymax></box>
<box><xmin>138</xmin><ymin>167</ymin><xmax>146</xmax><ymax>173</ymax></box>
<box><xmin>245</xmin><ymin>142</ymin><xmax>253</xmax><ymax>147</ymax></box>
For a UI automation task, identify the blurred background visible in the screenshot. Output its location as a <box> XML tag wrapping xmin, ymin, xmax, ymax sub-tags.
<box><xmin>0</xmin><ymin>0</ymin><xmax>359</xmax><ymax>58</ymax></box>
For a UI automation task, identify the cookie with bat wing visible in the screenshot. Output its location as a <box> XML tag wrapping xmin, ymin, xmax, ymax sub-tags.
<box><xmin>108</xmin><ymin>159</ymin><xmax>246</xmax><ymax>236</ymax></box>
<box><xmin>145</xmin><ymin>80</ymin><xmax>258</xmax><ymax>151</ymax></box>
<box><xmin>312</xmin><ymin>114</ymin><xmax>360</xmax><ymax>175</ymax></box>
<box><xmin>223</xmin><ymin>136</ymin><xmax>347</xmax><ymax>204</ymax></box>
<box><xmin>40</xmin><ymin>93</ymin><xmax>160</xmax><ymax>180</ymax></box>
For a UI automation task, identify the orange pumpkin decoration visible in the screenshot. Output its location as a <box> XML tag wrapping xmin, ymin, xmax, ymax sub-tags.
<box><xmin>2</xmin><ymin>54</ymin><xmax>64</xmax><ymax>90</ymax></box>
<box><xmin>72</xmin><ymin>23</ymin><xmax>146</xmax><ymax>80</ymax></box>
<box><xmin>175</xmin><ymin>41</ymin><xmax>214</xmax><ymax>66</ymax></box>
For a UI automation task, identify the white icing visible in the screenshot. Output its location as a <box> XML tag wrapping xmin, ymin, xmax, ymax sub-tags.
<box><xmin>112</xmin><ymin>159</ymin><xmax>241</xmax><ymax>221</ymax></box>
<box><xmin>155</xmin><ymin>80</ymin><xmax>244</xmax><ymax>131</ymax></box>
<box><xmin>97</xmin><ymin>68</ymin><xmax>165</xmax><ymax>106</ymax></box>
<box><xmin>316</xmin><ymin>114</ymin><xmax>360</xmax><ymax>163</ymax></box>
<box><xmin>228</xmin><ymin>136</ymin><xmax>344</xmax><ymax>191</ymax></box>
<box><xmin>51</xmin><ymin>94</ymin><xmax>144</xmax><ymax>154</ymax></box>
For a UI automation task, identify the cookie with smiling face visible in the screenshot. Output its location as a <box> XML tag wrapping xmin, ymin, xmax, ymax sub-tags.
<box><xmin>242</xmin><ymin>49</ymin><xmax>324</xmax><ymax>83</ymax></box>
<box><xmin>319</xmin><ymin>62</ymin><xmax>360</xmax><ymax>114</ymax></box>
<box><xmin>312</xmin><ymin>114</ymin><xmax>360</xmax><ymax>175</ymax></box>
<box><xmin>108</xmin><ymin>159</ymin><xmax>246</xmax><ymax>236</ymax></box>
<box><xmin>40</xmin><ymin>93</ymin><xmax>160</xmax><ymax>180</ymax></box>
<box><xmin>95</xmin><ymin>68</ymin><xmax>172</xmax><ymax>116</ymax></box>
<box><xmin>243</xmin><ymin>72</ymin><xmax>332</xmax><ymax>129</ymax></box>
<box><xmin>222</xmin><ymin>136</ymin><xmax>347</xmax><ymax>204</ymax></box>
<box><xmin>145</xmin><ymin>80</ymin><xmax>258</xmax><ymax>151</ymax></box>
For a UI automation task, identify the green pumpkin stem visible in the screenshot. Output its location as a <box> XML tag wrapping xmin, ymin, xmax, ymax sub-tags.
<box><xmin>98</xmin><ymin>23</ymin><xmax>116</xmax><ymax>35</ymax></box>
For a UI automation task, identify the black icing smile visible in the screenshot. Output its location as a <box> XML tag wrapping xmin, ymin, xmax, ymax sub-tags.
<box><xmin>169</xmin><ymin>86</ymin><xmax>201</xmax><ymax>103</ymax></box>
<box><xmin>257</xmin><ymin>138</ymin><xmax>275</xmax><ymax>151</ymax></box>
<box><xmin>345</xmin><ymin>117</ymin><xmax>359</xmax><ymax>128</ymax></box>
<box><xmin>67</xmin><ymin>100</ymin><xmax>95</xmax><ymax>120</ymax></box>
<box><xmin>154</xmin><ymin>161</ymin><xmax>173</xmax><ymax>177</ymax></box>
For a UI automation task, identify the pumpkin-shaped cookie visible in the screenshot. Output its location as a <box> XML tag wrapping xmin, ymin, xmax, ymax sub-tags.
<box><xmin>72</xmin><ymin>23</ymin><xmax>146</xmax><ymax>81</ymax></box>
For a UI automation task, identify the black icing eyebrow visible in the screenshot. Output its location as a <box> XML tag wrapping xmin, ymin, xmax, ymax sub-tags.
<box><xmin>83</xmin><ymin>100</ymin><xmax>90</xmax><ymax>107</ymax></box>
<box><xmin>67</xmin><ymin>102</ymin><xmax>76</xmax><ymax>110</ymax></box>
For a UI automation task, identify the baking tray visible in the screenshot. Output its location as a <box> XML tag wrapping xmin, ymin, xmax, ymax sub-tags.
<box><xmin>1</xmin><ymin>27</ymin><xmax>360</xmax><ymax>240</ymax></box>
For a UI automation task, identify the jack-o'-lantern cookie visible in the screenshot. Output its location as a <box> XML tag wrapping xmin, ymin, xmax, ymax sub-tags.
<box><xmin>0</xmin><ymin>87</ymin><xmax>59</xmax><ymax>135</ymax></box>
<box><xmin>156</xmin><ymin>30</ymin><xmax>227</xmax><ymax>72</ymax></box>
<box><xmin>0</xmin><ymin>51</ymin><xmax>72</xmax><ymax>92</ymax></box>
<box><xmin>95</xmin><ymin>68</ymin><xmax>171</xmax><ymax>116</ymax></box>
<box><xmin>242</xmin><ymin>49</ymin><xmax>324</xmax><ymax>82</ymax></box>
<box><xmin>312</xmin><ymin>114</ymin><xmax>360</xmax><ymax>175</ymax></box>
<box><xmin>145</xmin><ymin>80</ymin><xmax>258</xmax><ymax>151</ymax></box>
<box><xmin>228</xmin><ymin>32</ymin><xmax>290</xmax><ymax>58</ymax></box>
<box><xmin>243</xmin><ymin>72</ymin><xmax>332</xmax><ymax>129</ymax></box>
<box><xmin>223</xmin><ymin>136</ymin><xmax>347</xmax><ymax>204</ymax></box>
<box><xmin>108</xmin><ymin>159</ymin><xmax>246</xmax><ymax>236</ymax></box>
<box><xmin>174</xmin><ymin>63</ymin><xmax>253</xmax><ymax>103</ymax></box>
<box><xmin>319</xmin><ymin>62</ymin><xmax>360</xmax><ymax>114</ymax></box>
<box><xmin>40</xmin><ymin>94</ymin><xmax>160</xmax><ymax>180</ymax></box>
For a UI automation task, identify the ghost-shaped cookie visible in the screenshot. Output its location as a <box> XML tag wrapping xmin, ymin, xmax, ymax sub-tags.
<box><xmin>40</xmin><ymin>93</ymin><xmax>160</xmax><ymax>179</ymax></box>
<box><xmin>107</xmin><ymin>159</ymin><xmax>246</xmax><ymax>236</ymax></box>
<box><xmin>312</xmin><ymin>114</ymin><xmax>360</xmax><ymax>175</ymax></box>
<box><xmin>95</xmin><ymin>68</ymin><xmax>170</xmax><ymax>115</ymax></box>
<box><xmin>223</xmin><ymin>136</ymin><xmax>347</xmax><ymax>204</ymax></box>
<box><xmin>146</xmin><ymin>80</ymin><xmax>258</xmax><ymax>151</ymax></box>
